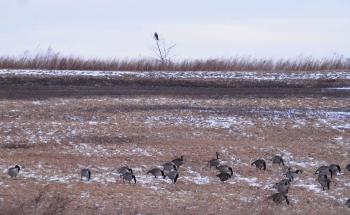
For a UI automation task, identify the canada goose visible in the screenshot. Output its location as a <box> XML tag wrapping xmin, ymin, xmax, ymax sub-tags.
<box><xmin>118</xmin><ymin>166</ymin><xmax>133</xmax><ymax>177</ymax></box>
<box><xmin>122</xmin><ymin>172</ymin><xmax>136</xmax><ymax>184</ymax></box>
<box><xmin>154</xmin><ymin>32</ymin><xmax>159</xmax><ymax>41</ymax></box>
<box><xmin>216</xmin><ymin>172</ymin><xmax>232</xmax><ymax>182</ymax></box>
<box><xmin>166</xmin><ymin>170</ymin><xmax>179</xmax><ymax>184</ymax></box>
<box><xmin>329</xmin><ymin>164</ymin><xmax>341</xmax><ymax>176</ymax></box>
<box><xmin>8</xmin><ymin>165</ymin><xmax>21</xmax><ymax>178</ymax></box>
<box><xmin>147</xmin><ymin>168</ymin><xmax>165</xmax><ymax>179</ymax></box>
<box><xmin>172</xmin><ymin>156</ymin><xmax>184</xmax><ymax>167</ymax></box>
<box><xmin>315</xmin><ymin>166</ymin><xmax>332</xmax><ymax>178</ymax></box>
<box><xmin>272</xmin><ymin>155</ymin><xmax>285</xmax><ymax>166</ymax></box>
<box><xmin>208</xmin><ymin>152</ymin><xmax>220</xmax><ymax>168</ymax></box>
<box><xmin>284</xmin><ymin>167</ymin><xmax>302</xmax><ymax>182</ymax></box>
<box><xmin>346</xmin><ymin>164</ymin><xmax>350</xmax><ymax>172</ymax></box>
<box><xmin>163</xmin><ymin>162</ymin><xmax>177</xmax><ymax>173</ymax></box>
<box><xmin>346</xmin><ymin>199</ymin><xmax>350</xmax><ymax>208</ymax></box>
<box><xmin>81</xmin><ymin>168</ymin><xmax>91</xmax><ymax>181</ymax></box>
<box><xmin>273</xmin><ymin>179</ymin><xmax>290</xmax><ymax>194</ymax></box>
<box><xmin>251</xmin><ymin>159</ymin><xmax>266</xmax><ymax>170</ymax></box>
<box><xmin>216</xmin><ymin>165</ymin><xmax>233</xmax><ymax>175</ymax></box>
<box><xmin>317</xmin><ymin>174</ymin><xmax>330</xmax><ymax>191</ymax></box>
<box><xmin>268</xmin><ymin>193</ymin><xmax>290</xmax><ymax>205</ymax></box>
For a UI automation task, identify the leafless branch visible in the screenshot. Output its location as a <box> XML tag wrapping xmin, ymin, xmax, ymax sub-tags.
<box><xmin>152</xmin><ymin>32</ymin><xmax>176</xmax><ymax>64</ymax></box>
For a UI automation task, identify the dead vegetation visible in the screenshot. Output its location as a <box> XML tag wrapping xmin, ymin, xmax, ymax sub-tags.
<box><xmin>1</xmin><ymin>187</ymin><xmax>71</xmax><ymax>215</ymax></box>
<box><xmin>0</xmin><ymin>51</ymin><xmax>349</xmax><ymax>72</ymax></box>
<box><xmin>0</xmin><ymin>72</ymin><xmax>349</xmax><ymax>214</ymax></box>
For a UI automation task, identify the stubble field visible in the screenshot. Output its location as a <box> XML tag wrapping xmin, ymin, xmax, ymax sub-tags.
<box><xmin>0</xmin><ymin>70</ymin><xmax>349</xmax><ymax>215</ymax></box>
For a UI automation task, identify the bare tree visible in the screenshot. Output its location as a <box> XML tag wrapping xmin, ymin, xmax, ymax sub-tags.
<box><xmin>153</xmin><ymin>32</ymin><xmax>176</xmax><ymax>64</ymax></box>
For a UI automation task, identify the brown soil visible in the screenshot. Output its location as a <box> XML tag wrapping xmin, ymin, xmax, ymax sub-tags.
<box><xmin>0</xmin><ymin>74</ymin><xmax>349</xmax><ymax>215</ymax></box>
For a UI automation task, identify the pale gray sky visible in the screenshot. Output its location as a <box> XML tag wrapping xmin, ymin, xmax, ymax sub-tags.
<box><xmin>1</xmin><ymin>0</ymin><xmax>349</xmax><ymax>59</ymax></box>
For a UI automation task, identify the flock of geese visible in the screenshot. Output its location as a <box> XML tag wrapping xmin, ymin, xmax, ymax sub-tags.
<box><xmin>5</xmin><ymin>152</ymin><xmax>350</xmax><ymax>208</ymax></box>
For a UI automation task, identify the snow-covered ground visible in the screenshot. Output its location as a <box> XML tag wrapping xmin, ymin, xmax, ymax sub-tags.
<box><xmin>1</xmin><ymin>69</ymin><xmax>350</xmax><ymax>80</ymax></box>
<box><xmin>1</xmin><ymin>148</ymin><xmax>348</xmax><ymax>205</ymax></box>
<box><xmin>145</xmin><ymin>115</ymin><xmax>254</xmax><ymax>130</ymax></box>
<box><xmin>145</xmin><ymin>109</ymin><xmax>350</xmax><ymax>132</ymax></box>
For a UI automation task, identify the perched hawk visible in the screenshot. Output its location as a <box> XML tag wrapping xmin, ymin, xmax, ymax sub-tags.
<box><xmin>154</xmin><ymin>32</ymin><xmax>159</xmax><ymax>41</ymax></box>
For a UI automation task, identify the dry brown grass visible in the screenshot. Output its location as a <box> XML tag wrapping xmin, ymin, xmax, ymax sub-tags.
<box><xmin>0</xmin><ymin>187</ymin><xmax>72</xmax><ymax>215</ymax></box>
<box><xmin>0</xmin><ymin>51</ymin><xmax>349</xmax><ymax>71</ymax></box>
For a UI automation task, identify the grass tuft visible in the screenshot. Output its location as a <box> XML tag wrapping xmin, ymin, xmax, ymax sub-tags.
<box><xmin>1</xmin><ymin>50</ymin><xmax>349</xmax><ymax>71</ymax></box>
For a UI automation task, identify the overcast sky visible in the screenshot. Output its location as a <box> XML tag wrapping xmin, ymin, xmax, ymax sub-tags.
<box><xmin>1</xmin><ymin>0</ymin><xmax>349</xmax><ymax>59</ymax></box>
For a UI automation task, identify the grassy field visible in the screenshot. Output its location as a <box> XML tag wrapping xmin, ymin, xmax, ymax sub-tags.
<box><xmin>1</xmin><ymin>53</ymin><xmax>350</xmax><ymax>71</ymax></box>
<box><xmin>0</xmin><ymin>70</ymin><xmax>350</xmax><ymax>214</ymax></box>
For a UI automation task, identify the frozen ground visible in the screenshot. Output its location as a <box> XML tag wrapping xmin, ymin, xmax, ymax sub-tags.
<box><xmin>1</xmin><ymin>69</ymin><xmax>350</xmax><ymax>81</ymax></box>
<box><xmin>0</xmin><ymin>70</ymin><xmax>349</xmax><ymax>214</ymax></box>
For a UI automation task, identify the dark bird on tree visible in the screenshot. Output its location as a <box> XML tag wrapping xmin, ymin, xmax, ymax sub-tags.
<box><xmin>154</xmin><ymin>32</ymin><xmax>159</xmax><ymax>41</ymax></box>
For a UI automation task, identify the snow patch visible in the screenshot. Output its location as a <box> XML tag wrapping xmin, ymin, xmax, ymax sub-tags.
<box><xmin>233</xmin><ymin>173</ymin><xmax>261</xmax><ymax>187</ymax></box>
<box><xmin>131</xmin><ymin>148</ymin><xmax>152</xmax><ymax>157</ymax></box>
<box><xmin>183</xmin><ymin>167</ymin><xmax>210</xmax><ymax>185</ymax></box>
<box><xmin>280</xmin><ymin>150</ymin><xmax>325</xmax><ymax>168</ymax></box>
<box><xmin>88</xmin><ymin>121</ymin><xmax>98</xmax><ymax>125</ymax></box>
<box><xmin>20</xmin><ymin>169</ymin><xmax>76</xmax><ymax>183</ymax></box>
<box><xmin>70</xmin><ymin>143</ymin><xmax>158</xmax><ymax>157</ymax></box>
<box><xmin>2</xmin><ymin>69</ymin><xmax>350</xmax><ymax>81</ymax></box>
<box><xmin>145</xmin><ymin>114</ymin><xmax>254</xmax><ymax>131</ymax></box>
<box><xmin>295</xmin><ymin>182</ymin><xmax>322</xmax><ymax>193</ymax></box>
<box><xmin>32</xmin><ymin>101</ymin><xmax>41</xmax><ymax>105</ymax></box>
<box><xmin>80</xmin><ymin>191</ymin><xmax>90</xmax><ymax>198</ymax></box>
<box><xmin>324</xmin><ymin>87</ymin><xmax>350</xmax><ymax>90</ymax></box>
